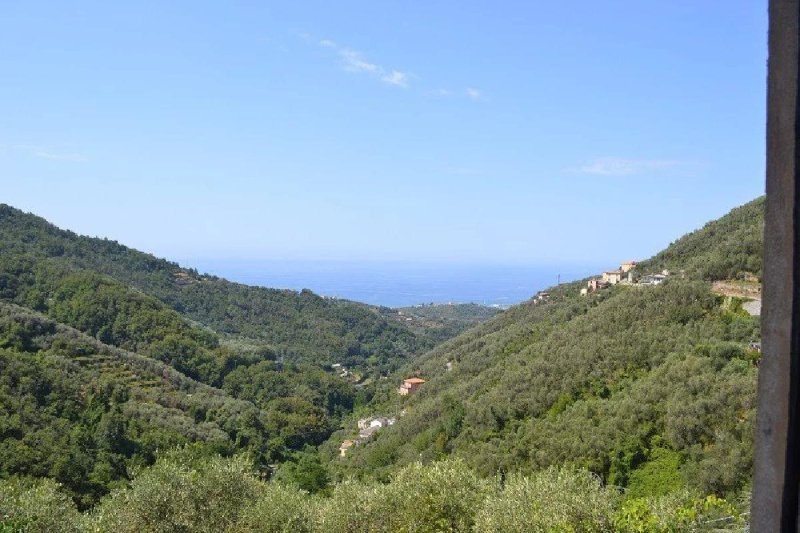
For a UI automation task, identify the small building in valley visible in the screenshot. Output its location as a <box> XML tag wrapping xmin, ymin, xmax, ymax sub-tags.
<box><xmin>339</xmin><ymin>440</ymin><xmax>354</xmax><ymax>457</ymax></box>
<box><xmin>399</xmin><ymin>377</ymin><xmax>426</xmax><ymax>396</ymax></box>
<box><xmin>358</xmin><ymin>416</ymin><xmax>396</xmax><ymax>430</ymax></box>
<box><xmin>369</xmin><ymin>417</ymin><xmax>394</xmax><ymax>428</ymax></box>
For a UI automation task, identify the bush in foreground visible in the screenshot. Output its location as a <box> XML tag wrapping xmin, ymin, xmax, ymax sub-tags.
<box><xmin>474</xmin><ymin>467</ymin><xmax>617</xmax><ymax>532</ymax></box>
<box><xmin>0</xmin><ymin>477</ymin><xmax>83</xmax><ymax>533</ymax></box>
<box><xmin>1</xmin><ymin>453</ymin><xmax>748</xmax><ymax>532</ymax></box>
<box><xmin>88</xmin><ymin>453</ymin><xmax>263</xmax><ymax>533</ymax></box>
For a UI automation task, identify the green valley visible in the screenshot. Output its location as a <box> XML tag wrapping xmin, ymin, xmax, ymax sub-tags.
<box><xmin>0</xmin><ymin>197</ymin><xmax>766</xmax><ymax>530</ymax></box>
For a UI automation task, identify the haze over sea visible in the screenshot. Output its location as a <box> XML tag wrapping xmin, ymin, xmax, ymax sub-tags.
<box><xmin>180</xmin><ymin>260</ymin><xmax>605</xmax><ymax>308</ymax></box>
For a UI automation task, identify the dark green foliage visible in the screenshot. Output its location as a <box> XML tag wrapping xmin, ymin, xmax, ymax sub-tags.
<box><xmin>274</xmin><ymin>448</ymin><xmax>331</xmax><ymax>494</ymax></box>
<box><xmin>0</xmin><ymin>302</ymin><xmax>270</xmax><ymax>507</ymax></box>
<box><xmin>397</xmin><ymin>303</ymin><xmax>502</xmax><ymax>323</ymax></box>
<box><xmin>0</xmin><ymin>197</ymin><xmax>768</xmax><ymax>519</ymax></box>
<box><xmin>0</xmin><ymin>204</ymin><xmax>437</xmax><ymax>507</ymax></box>
<box><xmin>0</xmin><ymin>257</ymin><xmax>228</xmax><ymax>385</ymax></box>
<box><xmin>0</xmin><ymin>204</ymin><xmax>432</xmax><ymax>374</ymax></box>
<box><xmin>223</xmin><ymin>360</ymin><xmax>355</xmax><ymax>419</ymax></box>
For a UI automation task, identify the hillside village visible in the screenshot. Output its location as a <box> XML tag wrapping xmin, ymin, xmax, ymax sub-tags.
<box><xmin>581</xmin><ymin>260</ymin><xmax>671</xmax><ymax>295</ymax></box>
<box><xmin>339</xmin><ymin>415</ymin><xmax>397</xmax><ymax>457</ymax></box>
<box><xmin>563</xmin><ymin>260</ymin><xmax>762</xmax><ymax>319</ymax></box>
<box><xmin>339</xmin><ymin>377</ymin><xmax>427</xmax><ymax>457</ymax></box>
<box><xmin>576</xmin><ymin>260</ymin><xmax>763</xmax><ymax>307</ymax></box>
<box><xmin>532</xmin><ymin>261</ymin><xmax>674</xmax><ymax>304</ymax></box>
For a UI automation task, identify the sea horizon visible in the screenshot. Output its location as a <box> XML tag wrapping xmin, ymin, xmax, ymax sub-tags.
<box><xmin>175</xmin><ymin>258</ymin><xmax>607</xmax><ymax>308</ymax></box>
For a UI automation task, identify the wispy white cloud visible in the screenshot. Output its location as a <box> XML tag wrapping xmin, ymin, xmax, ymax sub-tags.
<box><xmin>339</xmin><ymin>48</ymin><xmax>380</xmax><ymax>74</ymax></box>
<box><xmin>576</xmin><ymin>157</ymin><xmax>679</xmax><ymax>176</ymax></box>
<box><xmin>309</xmin><ymin>34</ymin><xmax>482</xmax><ymax>99</ymax></box>
<box><xmin>381</xmin><ymin>70</ymin><xmax>409</xmax><ymax>87</ymax></box>
<box><xmin>319</xmin><ymin>40</ymin><xmax>410</xmax><ymax>88</ymax></box>
<box><xmin>11</xmin><ymin>144</ymin><xmax>88</xmax><ymax>163</ymax></box>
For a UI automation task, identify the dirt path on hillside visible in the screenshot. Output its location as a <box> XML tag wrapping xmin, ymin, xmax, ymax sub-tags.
<box><xmin>712</xmin><ymin>280</ymin><xmax>762</xmax><ymax>299</ymax></box>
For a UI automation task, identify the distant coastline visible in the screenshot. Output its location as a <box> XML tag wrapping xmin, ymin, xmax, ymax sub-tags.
<box><xmin>177</xmin><ymin>259</ymin><xmax>605</xmax><ymax>308</ymax></box>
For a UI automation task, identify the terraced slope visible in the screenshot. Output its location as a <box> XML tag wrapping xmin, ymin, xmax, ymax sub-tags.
<box><xmin>0</xmin><ymin>302</ymin><xmax>266</xmax><ymax>506</ymax></box>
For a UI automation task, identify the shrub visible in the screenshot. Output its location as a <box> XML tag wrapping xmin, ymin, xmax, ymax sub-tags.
<box><xmin>612</xmin><ymin>491</ymin><xmax>744</xmax><ymax>532</ymax></box>
<box><xmin>234</xmin><ymin>483</ymin><xmax>313</xmax><ymax>533</ymax></box>
<box><xmin>381</xmin><ymin>459</ymin><xmax>491</xmax><ymax>532</ymax></box>
<box><xmin>474</xmin><ymin>467</ymin><xmax>616</xmax><ymax>532</ymax></box>
<box><xmin>313</xmin><ymin>479</ymin><xmax>387</xmax><ymax>532</ymax></box>
<box><xmin>0</xmin><ymin>477</ymin><xmax>83</xmax><ymax>533</ymax></box>
<box><xmin>88</xmin><ymin>453</ymin><xmax>264</xmax><ymax>533</ymax></box>
<box><xmin>315</xmin><ymin>458</ymin><xmax>490</xmax><ymax>532</ymax></box>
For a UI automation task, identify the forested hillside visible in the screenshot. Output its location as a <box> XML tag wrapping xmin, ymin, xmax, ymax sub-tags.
<box><xmin>0</xmin><ymin>203</ymin><xmax>507</xmax><ymax>512</ymax></box>
<box><xmin>636</xmin><ymin>196</ymin><xmax>764</xmax><ymax>280</ymax></box>
<box><xmin>334</xmin><ymin>198</ymin><xmax>765</xmax><ymax>504</ymax></box>
<box><xmin>389</xmin><ymin>303</ymin><xmax>502</xmax><ymax>344</ymax></box>
<box><xmin>0</xmin><ymin>302</ymin><xmax>263</xmax><ymax>507</ymax></box>
<box><xmin>0</xmin><ymin>204</ymin><xmax>469</xmax><ymax>509</ymax></box>
<box><xmin>0</xmin><ymin>204</ymin><xmax>430</xmax><ymax>374</ymax></box>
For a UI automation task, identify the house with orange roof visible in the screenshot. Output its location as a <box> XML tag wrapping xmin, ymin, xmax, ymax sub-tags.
<box><xmin>399</xmin><ymin>377</ymin><xmax>426</xmax><ymax>396</ymax></box>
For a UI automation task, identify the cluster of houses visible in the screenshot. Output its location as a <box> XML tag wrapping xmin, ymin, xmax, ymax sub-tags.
<box><xmin>339</xmin><ymin>415</ymin><xmax>397</xmax><ymax>457</ymax></box>
<box><xmin>580</xmin><ymin>261</ymin><xmax>670</xmax><ymax>295</ymax></box>
<box><xmin>339</xmin><ymin>377</ymin><xmax>426</xmax><ymax>458</ymax></box>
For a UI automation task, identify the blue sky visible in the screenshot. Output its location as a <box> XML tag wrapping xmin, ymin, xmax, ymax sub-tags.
<box><xmin>0</xmin><ymin>1</ymin><xmax>767</xmax><ymax>267</ymax></box>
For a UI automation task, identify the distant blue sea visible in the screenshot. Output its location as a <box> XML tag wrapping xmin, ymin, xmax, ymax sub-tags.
<box><xmin>180</xmin><ymin>260</ymin><xmax>605</xmax><ymax>308</ymax></box>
